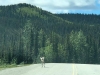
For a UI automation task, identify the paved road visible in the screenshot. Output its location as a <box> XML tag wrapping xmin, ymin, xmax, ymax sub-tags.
<box><xmin>0</xmin><ymin>63</ymin><xmax>100</xmax><ymax>75</ymax></box>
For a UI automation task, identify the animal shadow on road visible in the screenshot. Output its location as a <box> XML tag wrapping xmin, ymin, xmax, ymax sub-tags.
<box><xmin>45</xmin><ymin>67</ymin><xmax>49</xmax><ymax>68</ymax></box>
<box><xmin>42</xmin><ymin>66</ymin><xmax>49</xmax><ymax>68</ymax></box>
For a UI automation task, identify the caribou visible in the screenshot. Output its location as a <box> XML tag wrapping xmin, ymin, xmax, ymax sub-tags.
<box><xmin>40</xmin><ymin>57</ymin><xmax>45</xmax><ymax>67</ymax></box>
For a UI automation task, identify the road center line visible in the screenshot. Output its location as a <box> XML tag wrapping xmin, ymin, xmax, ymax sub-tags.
<box><xmin>72</xmin><ymin>64</ymin><xmax>75</xmax><ymax>75</ymax></box>
<box><xmin>72</xmin><ymin>64</ymin><xmax>78</xmax><ymax>75</ymax></box>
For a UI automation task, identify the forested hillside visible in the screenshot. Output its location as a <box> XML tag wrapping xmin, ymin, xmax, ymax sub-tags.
<box><xmin>0</xmin><ymin>3</ymin><xmax>100</xmax><ymax>65</ymax></box>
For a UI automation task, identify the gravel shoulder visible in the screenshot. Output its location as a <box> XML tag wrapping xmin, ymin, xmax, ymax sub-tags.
<box><xmin>0</xmin><ymin>63</ymin><xmax>100</xmax><ymax>75</ymax></box>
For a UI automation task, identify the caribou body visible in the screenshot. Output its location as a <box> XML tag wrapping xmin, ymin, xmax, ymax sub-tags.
<box><xmin>40</xmin><ymin>57</ymin><xmax>45</xmax><ymax>67</ymax></box>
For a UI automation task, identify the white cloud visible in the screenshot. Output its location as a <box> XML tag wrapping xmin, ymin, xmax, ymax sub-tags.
<box><xmin>0</xmin><ymin>0</ymin><xmax>98</xmax><ymax>13</ymax></box>
<box><xmin>52</xmin><ymin>0</ymin><xmax>70</xmax><ymax>7</ymax></box>
<box><xmin>32</xmin><ymin>0</ymin><xmax>96</xmax><ymax>9</ymax></box>
<box><xmin>45</xmin><ymin>9</ymin><xmax>69</xmax><ymax>13</ymax></box>
<box><xmin>0</xmin><ymin>0</ymin><xmax>30</xmax><ymax>5</ymax></box>
<box><xmin>33</xmin><ymin>0</ymin><xmax>51</xmax><ymax>5</ymax></box>
<box><xmin>73</xmin><ymin>0</ymin><xmax>95</xmax><ymax>6</ymax></box>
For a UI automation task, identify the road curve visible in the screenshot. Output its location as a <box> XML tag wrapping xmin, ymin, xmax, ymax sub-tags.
<box><xmin>0</xmin><ymin>63</ymin><xmax>100</xmax><ymax>75</ymax></box>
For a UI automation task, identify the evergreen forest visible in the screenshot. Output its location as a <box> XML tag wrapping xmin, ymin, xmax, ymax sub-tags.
<box><xmin>0</xmin><ymin>3</ymin><xmax>100</xmax><ymax>65</ymax></box>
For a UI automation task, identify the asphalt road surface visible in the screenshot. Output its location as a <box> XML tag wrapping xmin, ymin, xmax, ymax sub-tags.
<box><xmin>0</xmin><ymin>63</ymin><xmax>100</xmax><ymax>75</ymax></box>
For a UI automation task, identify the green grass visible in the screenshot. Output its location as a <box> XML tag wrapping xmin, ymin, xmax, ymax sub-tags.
<box><xmin>0</xmin><ymin>63</ymin><xmax>31</xmax><ymax>71</ymax></box>
<box><xmin>0</xmin><ymin>64</ymin><xmax>17</xmax><ymax>70</ymax></box>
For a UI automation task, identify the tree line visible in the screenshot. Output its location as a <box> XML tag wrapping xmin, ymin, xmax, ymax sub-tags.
<box><xmin>0</xmin><ymin>20</ymin><xmax>100</xmax><ymax>65</ymax></box>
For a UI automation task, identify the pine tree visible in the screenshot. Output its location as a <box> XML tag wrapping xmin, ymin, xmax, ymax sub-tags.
<box><xmin>70</xmin><ymin>30</ymin><xmax>88</xmax><ymax>63</ymax></box>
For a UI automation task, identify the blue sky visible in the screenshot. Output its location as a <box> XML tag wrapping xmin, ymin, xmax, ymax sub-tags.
<box><xmin>0</xmin><ymin>0</ymin><xmax>100</xmax><ymax>14</ymax></box>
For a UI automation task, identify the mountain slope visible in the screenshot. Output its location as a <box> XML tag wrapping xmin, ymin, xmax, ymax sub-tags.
<box><xmin>55</xmin><ymin>13</ymin><xmax>100</xmax><ymax>26</ymax></box>
<box><xmin>0</xmin><ymin>3</ymin><xmax>73</xmax><ymax>34</ymax></box>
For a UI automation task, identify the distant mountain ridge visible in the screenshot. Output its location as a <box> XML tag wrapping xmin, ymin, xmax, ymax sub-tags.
<box><xmin>55</xmin><ymin>13</ymin><xmax>100</xmax><ymax>26</ymax></box>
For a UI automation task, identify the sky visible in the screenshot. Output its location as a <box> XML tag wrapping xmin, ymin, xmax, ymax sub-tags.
<box><xmin>0</xmin><ymin>0</ymin><xmax>100</xmax><ymax>14</ymax></box>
